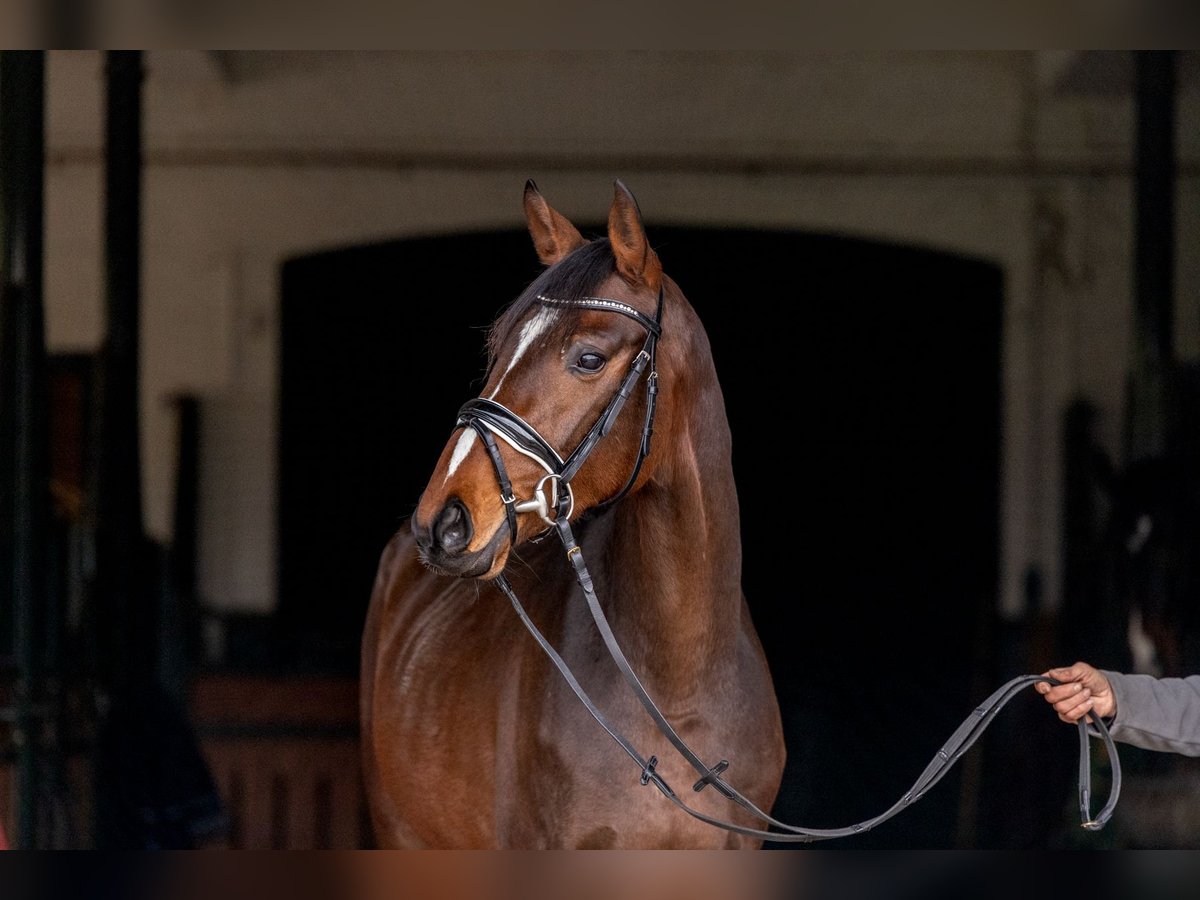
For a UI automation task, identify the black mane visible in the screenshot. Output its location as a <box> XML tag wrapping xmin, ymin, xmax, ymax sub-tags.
<box><xmin>487</xmin><ymin>238</ymin><xmax>615</xmax><ymax>367</ymax></box>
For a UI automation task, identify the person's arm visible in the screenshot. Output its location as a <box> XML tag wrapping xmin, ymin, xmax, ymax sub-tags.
<box><xmin>1037</xmin><ymin>662</ymin><xmax>1200</xmax><ymax>757</ymax></box>
<box><xmin>1101</xmin><ymin>670</ymin><xmax>1200</xmax><ymax>757</ymax></box>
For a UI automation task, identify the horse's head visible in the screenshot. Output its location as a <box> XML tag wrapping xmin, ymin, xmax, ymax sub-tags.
<box><xmin>413</xmin><ymin>180</ymin><xmax>667</xmax><ymax>578</ymax></box>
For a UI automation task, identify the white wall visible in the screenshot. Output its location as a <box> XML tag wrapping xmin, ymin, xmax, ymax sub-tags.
<box><xmin>40</xmin><ymin>51</ymin><xmax>1200</xmax><ymax>617</ymax></box>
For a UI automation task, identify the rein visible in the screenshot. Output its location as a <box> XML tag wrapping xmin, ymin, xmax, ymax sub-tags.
<box><xmin>453</xmin><ymin>288</ymin><xmax>1121</xmax><ymax>843</ymax></box>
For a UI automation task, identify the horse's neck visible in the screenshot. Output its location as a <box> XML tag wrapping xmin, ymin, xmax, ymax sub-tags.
<box><xmin>599</xmin><ymin>367</ymin><xmax>744</xmax><ymax>700</ymax></box>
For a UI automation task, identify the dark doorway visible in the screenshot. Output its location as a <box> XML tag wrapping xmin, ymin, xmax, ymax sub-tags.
<box><xmin>279</xmin><ymin>227</ymin><xmax>1003</xmax><ymax>847</ymax></box>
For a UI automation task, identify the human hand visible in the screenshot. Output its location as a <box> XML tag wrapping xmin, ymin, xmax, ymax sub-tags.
<box><xmin>1035</xmin><ymin>662</ymin><xmax>1116</xmax><ymax>724</ymax></box>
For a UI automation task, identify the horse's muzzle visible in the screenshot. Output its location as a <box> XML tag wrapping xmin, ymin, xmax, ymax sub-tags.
<box><xmin>412</xmin><ymin>498</ymin><xmax>503</xmax><ymax>578</ymax></box>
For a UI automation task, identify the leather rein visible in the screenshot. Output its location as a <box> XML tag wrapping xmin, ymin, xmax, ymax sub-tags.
<box><xmin>451</xmin><ymin>288</ymin><xmax>1121</xmax><ymax>843</ymax></box>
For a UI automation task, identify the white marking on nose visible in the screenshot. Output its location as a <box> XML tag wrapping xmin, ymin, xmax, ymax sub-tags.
<box><xmin>487</xmin><ymin>307</ymin><xmax>558</xmax><ymax>400</ymax></box>
<box><xmin>443</xmin><ymin>429</ymin><xmax>477</xmax><ymax>482</ymax></box>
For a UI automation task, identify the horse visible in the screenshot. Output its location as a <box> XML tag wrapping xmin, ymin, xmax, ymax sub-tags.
<box><xmin>361</xmin><ymin>180</ymin><xmax>786</xmax><ymax>849</ymax></box>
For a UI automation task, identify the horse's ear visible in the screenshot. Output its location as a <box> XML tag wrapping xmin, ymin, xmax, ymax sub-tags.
<box><xmin>608</xmin><ymin>180</ymin><xmax>662</xmax><ymax>290</ymax></box>
<box><xmin>523</xmin><ymin>180</ymin><xmax>585</xmax><ymax>266</ymax></box>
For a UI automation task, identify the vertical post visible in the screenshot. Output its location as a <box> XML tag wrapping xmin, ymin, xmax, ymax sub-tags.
<box><xmin>0</xmin><ymin>50</ymin><xmax>47</xmax><ymax>850</ymax></box>
<box><xmin>1128</xmin><ymin>51</ymin><xmax>1176</xmax><ymax>462</ymax></box>
<box><xmin>91</xmin><ymin>52</ymin><xmax>147</xmax><ymax>844</ymax></box>
<box><xmin>93</xmin><ymin>51</ymin><xmax>146</xmax><ymax>693</ymax></box>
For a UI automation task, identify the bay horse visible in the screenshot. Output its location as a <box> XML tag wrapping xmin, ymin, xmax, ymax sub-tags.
<box><xmin>360</xmin><ymin>180</ymin><xmax>786</xmax><ymax>848</ymax></box>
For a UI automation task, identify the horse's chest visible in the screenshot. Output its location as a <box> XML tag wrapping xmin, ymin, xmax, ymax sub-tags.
<box><xmin>372</xmin><ymin>588</ymin><xmax>513</xmax><ymax>846</ymax></box>
<box><xmin>372</xmin><ymin>576</ymin><xmax>774</xmax><ymax>849</ymax></box>
<box><xmin>493</xmin><ymin>648</ymin><xmax>755</xmax><ymax>848</ymax></box>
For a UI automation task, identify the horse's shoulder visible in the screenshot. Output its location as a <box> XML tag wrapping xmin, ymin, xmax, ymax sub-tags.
<box><xmin>369</xmin><ymin>524</ymin><xmax>444</xmax><ymax>619</ymax></box>
<box><xmin>369</xmin><ymin>524</ymin><xmax>509</xmax><ymax>682</ymax></box>
<box><xmin>374</xmin><ymin>523</ymin><xmax>418</xmax><ymax>588</ymax></box>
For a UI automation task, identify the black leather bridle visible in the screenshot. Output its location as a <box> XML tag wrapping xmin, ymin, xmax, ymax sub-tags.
<box><xmin>456</xmin><ymin>290</ymin><xmax>662</xmax><ymax>542</ymax></box>
<box><xmin>447</xmin><ymin>287</ymin><xmax>1121</xmax><ymax>843</ymax></box>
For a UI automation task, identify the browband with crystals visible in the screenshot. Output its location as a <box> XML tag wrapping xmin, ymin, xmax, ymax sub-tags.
<box><xmin>536</xmin><ymin>294</ymin><xmax>663</xmax><ymax>338</ymax></box>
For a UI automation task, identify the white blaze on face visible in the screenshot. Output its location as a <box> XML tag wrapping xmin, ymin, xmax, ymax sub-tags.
<box><xmin>444</xmin><ymin>306</ymin><xmax>558</xmax><ymax>485</ymax></box>
<box><xmin>443</xmin><ymin>428</ymin><xmax>477</xmax><ymax>482</ymax></box>
<box><xmin>487</xmin><ymin>306</ymin><xmax>559</xmax><ymax>400</ymax></box>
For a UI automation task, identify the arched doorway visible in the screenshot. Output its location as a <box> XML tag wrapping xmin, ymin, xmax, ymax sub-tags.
<box><xmin>278</xmin><ymin>227</ymin><xmax>1004</xmax><ymax>846</ymax></box>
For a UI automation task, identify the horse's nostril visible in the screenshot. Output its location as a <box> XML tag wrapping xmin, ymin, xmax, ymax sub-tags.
<box><xmin>433</xmin><ymin>499</ymin><xmax>473</xmax><ymax>555</ymax></box>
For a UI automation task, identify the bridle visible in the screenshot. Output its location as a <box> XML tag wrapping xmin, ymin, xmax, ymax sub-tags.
<box><xmin>456</xmin><ymin>289</ymin><xmax>662</xmax><ymax>541</ymax></box>
<box><xmin>446</xmin><ymin>286</ymin><xmax>1121</xmax><ymax>843</ymax></box>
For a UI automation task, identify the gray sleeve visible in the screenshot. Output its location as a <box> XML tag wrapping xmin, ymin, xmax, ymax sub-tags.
<box><xmin>1099</xmin><ymin>670</ymin><xmax>1200</xmax><ymax>757</ymax></box>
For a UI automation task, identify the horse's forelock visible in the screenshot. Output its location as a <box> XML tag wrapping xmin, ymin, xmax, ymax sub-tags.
<box><xmin>486</xmin><ymin>238</ymin><xmax>616</xmax><ymax>369</ymax></box>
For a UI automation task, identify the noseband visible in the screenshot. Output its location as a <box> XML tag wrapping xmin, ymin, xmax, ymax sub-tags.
<box><xmin>456</xmin><ymin>289</ymin><xmax>663</xmax><ymax>539</ymax></box>
<box><xmin>442</xmin><ymin>284</ymin><xmax>1121</xmax><ymax>844</ymax></box>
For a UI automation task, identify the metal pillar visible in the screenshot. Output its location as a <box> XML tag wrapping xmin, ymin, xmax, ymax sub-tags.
<box><xmin>0</xmin><ymin>50</ymin><xmax>47</xmax><ymax>850</ymax></box>
<box><xmin>93</xmin><ymin>51</ymin><xmax>147</xmax><ymax>693</ymax></box>
<box><xmin>90</xmin><ymin>50</ymin><xmax>154</xmax><ymax>847</ymax></box>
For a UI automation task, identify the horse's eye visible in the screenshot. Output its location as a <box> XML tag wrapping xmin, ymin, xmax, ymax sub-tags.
<box><xmin>575</xmin><ymin>352</ymin><xmax>607</xmax><ymax>373</ymax></box>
